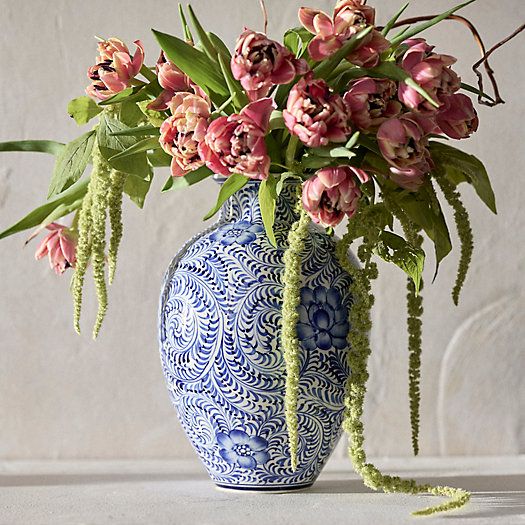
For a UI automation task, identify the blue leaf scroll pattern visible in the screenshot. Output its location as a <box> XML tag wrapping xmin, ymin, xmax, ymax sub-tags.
<box><xmin>159</xmin><ymin>181</ymin><xmax>355</xmax><ymax>490</ymax></box>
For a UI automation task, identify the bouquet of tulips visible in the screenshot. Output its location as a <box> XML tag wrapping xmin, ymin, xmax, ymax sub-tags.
<box><xmin>1</xmin><ymin>0</ymin><xmax>522</xmax><ymax>516</ymax></box>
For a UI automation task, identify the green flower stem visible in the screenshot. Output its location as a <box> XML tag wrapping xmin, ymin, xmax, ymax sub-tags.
<box><xmin>281</xmin><ymin>199</ymin><xmax>311</xmax><ymax>471</ymax></box>
<box><xmin>435</xmin><ymin>176</ymin><xmax>474</xmax><ymax>306</ymax></box>
<box><xmin>108</xmin><ymin>170</ymin><xmax>127</xmax><ymax>285</ymax></box>
<box><xmin>90</xmin><ymin>144</ymin><xmax>111</xmax><ymax>339</ymax></box>
<box><xmin>336</xmin><ymin>204</ymin><xmax>470</xmax><ymax>516</ymax></box>
<box><xmin>285</xmin><ymin>135</ymin><xmax>299</xmax><ymax>169</ymax></box>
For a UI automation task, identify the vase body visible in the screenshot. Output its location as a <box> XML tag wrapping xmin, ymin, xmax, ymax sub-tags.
<box><xmin>158</xmin><ymin>181</ymin><xmax>353</xmax><ymax>491</ymax></box>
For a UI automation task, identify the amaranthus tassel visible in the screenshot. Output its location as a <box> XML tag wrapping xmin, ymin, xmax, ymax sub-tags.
<box><xmin>281</xmin><ymin>198</ymin><xmax>310</xmax><ymax>471</ymax></box>
<box><xmin>435</xmin><ymin>176</ymin><xmax>474</xmax><ymax>306</ymax></box>
<box><xmin>72</xmin><ymin>180</ymin><xmax>94</xmax><ymax>334</ymax></box>
<box><xmin>90</xmin><ymin>145</ymin><xmax>111</xmax><ymax>339</ymax></box>
<box><xmin>336</xmin><ymin>207</ymin><xmax>470</xmax><ymax>516</ymax></box>
<box><xmin>108</xmin><ymin>170</ymin><xmax>127</xmax><ymax>284</ymax></box>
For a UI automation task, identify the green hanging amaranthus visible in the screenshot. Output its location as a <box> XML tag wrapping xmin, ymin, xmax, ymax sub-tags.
<box><xmin>72</xmin><ymin>110</ymin><xmax>128</xmax><ymax>338</ymax></box>
<box><xmin>435</xmin><ymin>176</ymin><xmax>474</xmax><ymax>306</ymax></box>
<box><xmin>334</xmin><ymin>204</ymin><xmax>470</xmax><ymax>516</ymax></box>
<box><xmin>384</xmin><ymin>197</ymin><xmax>425</xmax><ymax>456</ymax></box>
<box><xmin>281</xmin><ymin>197</ymin><xmax>311</xmax><ymax>471</ymax></box>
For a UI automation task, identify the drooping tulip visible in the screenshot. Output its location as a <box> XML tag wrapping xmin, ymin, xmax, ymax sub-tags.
<box><xmin>159</xmin><ymin>92</ymin><xmax>211</xmax><ymax>177</ymax></box>
<box><xmin>231</xmin><ymin>29</ymin><xmax>309</xmax><ymax>101</ymax></box>
<box><xmin>198</xmin><ymin>97</ymin><xmax>274</xmax><ymax>180</ymax></box>
<box><xmin>302</xmin><ymin>166</ymin><xmax>368</xmax><ymax>227</ymax></box>
<box><xmin>147</xmin><ymin>52</ymin><xmax>206</xmax><ymax>111</ymax></box>
<box><xmin>298</xmin><ymin>0</ymin><xmax>373</xmax><ymax>61</ymax></box>
<box><xmin>436</xmin><ymin>93</ymin><xmax>479</xmax><ymax>139</ymax></box>
<box><xmin>397</xmin><ymin>38</ymin><xmax>460</xmax><ymax>113</ymax></box>
<box><xmin>377</xmin><ymin>115</ymin><xmax>433</xmax><ymax>190</ymax></box>
<box><xmin>86</xmin><ymin>38</ymin><xmax>144</xmax><ymax>101</ymax></box>
<box><xmin>34</xmin><ymin>223</ymin><xmax>77</xmax><ymax>275</ymax></box>
<box><xmin>283</xmin><ymin>74</ymin><xmax>351</xmax><ymax>148</ymax></box>
<box><xmin>344</xmin><ymin>77</ymin><xmax>401</xmax><ymax>130</ymax></box>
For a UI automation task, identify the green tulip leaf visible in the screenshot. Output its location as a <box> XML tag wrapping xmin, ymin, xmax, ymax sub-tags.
<box><xmin>152</xmin><ymin>29</ymin><xmax>228</xmax><ymax>100</ymax></box>
<box><xmin>123</xmin><ymin>171</ymin><xmax>153</xmax><ymax>208</ymax></box>
<box><xmin>48</xmin><ymin>130</ymin><xmax>96</xmax><ymax>198</ymax></box>
<box><xmin>67</xmin><ymin>96</ymin><xmax>103</xmax><ymax>125</ymax></box>
<box><xmin>0</xmin><ymin>140</ymin><xmax>65</xmax><ymax>156</ymax></box>
<box><xmin>203</xmin><ymin>173</ymin><xmax>248</xmax><ymax>220</ymax></box>
<box><xmin>429</xmin><ymin>141</ymin><xmax>496</xmax><ymax>214</ymax></box>
<box><xmin>259</xmin><ymin>175</ymin><xmax>278</xmax><ymax>247</ymax></box>
<box><xmin>161</xmin><ymin>166</ymin><xmax>213</xmax><ymax>192</ymax></box>
<box><xmin>0</xmin><ymin>177</ymin><xmax>89</xmax><ymax>240</ymax></box>
<box><xmin>374</xmin><ymin>230</ymin><xmax>425</xmax><ymax>294</ymax></box>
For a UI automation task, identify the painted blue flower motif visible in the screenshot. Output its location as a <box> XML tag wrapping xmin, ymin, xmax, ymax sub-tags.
<box><xmin>297</xmin><ymin>286</ymin><xmax>349</xmax><ymax>351</ymax></box>
<box><xmin>211</xmin><ymin>221</ymin><xmax>264</xmax><ymax>246</ymax></box>
<box><xmin>217</xmin><ymin>430</ymin><xmax>270</xmax><ymax>469</ymax></box>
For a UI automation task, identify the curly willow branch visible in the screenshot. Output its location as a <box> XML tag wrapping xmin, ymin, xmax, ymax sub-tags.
<box><xmin>381</xmin><ymin>15</ymin><xmax>525</xmax><ymax>106</ymax></box>
<box><xmin>281</xmin><ymin>196</ymin><xmax>311</xmax><ymax>471</ymax></box>
<box><xmin>108</xmin><ymin>170</ymin><xmax>127</xmax><ymax>285</ymax></box>
<box><xmin>336</xmin><ymin>206</ymin><xmax>470</xmax><ymax>516</ymax></box>
<box><xmin>435</xmin><ymin>177</ymin><xmax>474</xmax><ymax>306</ymax></box>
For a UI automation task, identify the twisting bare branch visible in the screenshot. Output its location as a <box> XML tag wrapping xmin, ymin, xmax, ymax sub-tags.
<box><xmin>259</xmin><ymin>0</ymin><xmax>268</xmax><ymax>34</ymax></box>
<box><xmin>380</xmin><ymin>15</ymin><xmax>525</xmax><ymax>107</ymax></box>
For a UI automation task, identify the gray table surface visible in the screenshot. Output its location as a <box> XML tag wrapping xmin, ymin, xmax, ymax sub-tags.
<box><xmin>1</xmin><ymin>456</ymin><xmax>524</xmax><ymax>524</ymax></box>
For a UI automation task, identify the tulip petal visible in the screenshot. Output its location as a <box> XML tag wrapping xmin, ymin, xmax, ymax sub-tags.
<box><xmin>299</xmin><ymin>7</ymin><xmax>321</xmax><ymax>33</ymax></box>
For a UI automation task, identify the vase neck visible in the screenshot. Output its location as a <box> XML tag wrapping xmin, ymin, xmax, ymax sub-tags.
<box><xmin>219</xmin><ymin>180</ymin><xmax>300</xmax><ymax>226</ymax></box>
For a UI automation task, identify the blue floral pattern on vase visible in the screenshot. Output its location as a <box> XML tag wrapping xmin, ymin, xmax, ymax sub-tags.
<box><xmin>210</xmin><ymin>220</ymin><xmax>264</xmax><ymax>246</ymax></box>
<box><xmin>159</xmin><ymin>180</ymin><xmax>355</xmax><ymax>490</ymax></box>
<box><xmin>217</xmin><ymin>430</ymin><xmax>270</xmax><ymax>469</ymax></box>
<box><xmin>297</xmin><ymin>286</ymin><xmax>349</xmax><ymax>351</ymax></box>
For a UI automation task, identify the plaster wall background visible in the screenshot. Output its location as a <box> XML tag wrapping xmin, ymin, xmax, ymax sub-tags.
<box><xmin>0</xmin><ymin>0</ymin><xmax>523</xmax><ymax>460</ymax></box>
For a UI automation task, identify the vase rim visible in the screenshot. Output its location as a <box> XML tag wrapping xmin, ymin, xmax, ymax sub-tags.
<box><xmin>213</xmin><ymin>174</ymin><xmax>300</xmax><ymax>185</ymax></box>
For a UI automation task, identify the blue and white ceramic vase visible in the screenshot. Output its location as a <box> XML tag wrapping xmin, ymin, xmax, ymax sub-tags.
<box><xmin>159</xmin><ymin>180</ymin><xmax>353</xmax><ymax>491</ymax></box>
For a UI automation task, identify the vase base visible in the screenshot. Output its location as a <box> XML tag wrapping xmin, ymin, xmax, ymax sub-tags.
<box><xmin>214</xmin><ymin>482</ymin><xmax>314</xmax><ymax>494</ymax></box>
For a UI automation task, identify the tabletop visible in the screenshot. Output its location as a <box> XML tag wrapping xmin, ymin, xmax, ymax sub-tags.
<box><xmin>1</xmin><ymin>456</ymin><xmax>524</xmax><ymax>525</ymax></box>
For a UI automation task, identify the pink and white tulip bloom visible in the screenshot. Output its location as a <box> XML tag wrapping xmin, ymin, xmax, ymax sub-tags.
<box><xmin>398</xmin><ymin>38</ymin><xmax>460</xmax><ymax>113</ymax></box>
<box><xmin>302</xmin><ymin>166</ymin><xmax>369</xmax><ymax>227</ymax></box>
<box><xmin>86</xmin><ymin>38</ymin><xmax>144</xmax><ymax>101</ymax></box>
<box><xmin>377</xmin><ymin>115</ymin><xmax>433</xmax><ymax>191</ymax></box>
<box><xmin>283</xmin><ymin>74</ymin><xmax>351</xmax><ymax>147</ymax></box>
<box><xmin>299</xmin><ymin>0</ymin><xmax>374</xmax><ymax>61</ymax></box>
<box><xmin>147</xmin><ymin>52</ymin><xmax>207</xmax><ymax>111</ymax></box>
<box><xmin>344</xmin><ymin>77</ymin><xmax>401</xmax><ymax>130</ymax></box>
<box><xmin>34</xmin><ymin>223</ymin><xmax>77</xmax><ymax>275</ymax></box>
<box><xmin>231</xmin><ymin>29</ymin><xmax>309</xmax><ymax>101</ymax></box>
<box><xmin>346</xmin><ymin>30</ymin><xmax>390</xmax><ymax>68</ymax></box>
<box><xmin>198</xmin><ymin>97</ymin><xmax>274</xmax><ymax>180</ymax></box>
<box><xmin>159</xmin><ymin>93</ymin><xmax>211</xmax><ymax>178</ymax></box>
<box><xmin>436</xmin><ymin>93</ymin><xmax>479</xmax><ymax>140</ymax></box>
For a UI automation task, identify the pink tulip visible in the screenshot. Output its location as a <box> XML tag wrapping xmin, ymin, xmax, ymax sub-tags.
<box><xmin>34</xmin><ymin>223</ymin><xmax>77</xmax><ymax>275</ymax></box>
<box><xmin>198</xmin><ymin>97</ymin><xmax>274</xmax><ymax>180</ymax></box>
<box><xmin>159</xmin><ymin>93</ymin><xmax>211</xmax><ymax>177</ymax></box>
<box><xmin>283</xmin><ymin>74</ymin><xmax>351</xmax><ymax>147</ymax></box>
<box><xmin>86</xmin><ymin>38</ymin><xmax>144</xmax><ymax>101</ymax></box>
<box><xmin>299</xmin><ymin>0</ymin><xmax>374</xmax><ymax>61</ymax></box>
<box><xmin>436</xmin><ymin>93</ymin><xmax>479</xmax><ymax>139</ymax></box>
<box><xmin>231</xmin><ymin>29</ymin><xmax>309</xmax><ymax>101</ymax></box>
<box><xmin>398</xmin><ymin>38</ymin><xmax>460</xmax><ymax>113</ymax></box>
<box><xmin>345</xmin><ymin>29</ymin><xmax>390</xmax><ymax>68</ymax></box>
<box><xmin>302</xmin><ymin>166</ymin><xmax>369</xmax><ymax>227</ymax></box>
<box><xmin>344</xmin><ymin>77</ymin><xmax>401</xmax><ymax>130</ymax></box>
<box><xmin>147</xmin><ymin>52</ymin><xmax>206</xmax><ymax>111</ymax></box>
<box><xmin>377</xmin><ymin>115</ymin><xmax>434</xmax><ymax>190</ymax></box>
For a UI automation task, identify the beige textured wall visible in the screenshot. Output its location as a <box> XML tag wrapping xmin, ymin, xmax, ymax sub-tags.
<box><xmin>0</xmin><ymin>0</ymin><xmax>523</xmax><ymax>460</ymax></box>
